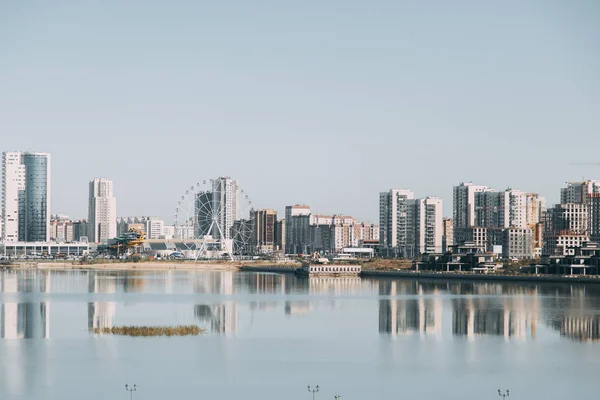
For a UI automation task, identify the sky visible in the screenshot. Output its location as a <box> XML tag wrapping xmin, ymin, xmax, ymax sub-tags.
<box><xmin>1</xmin><ymin>0</ymin><xmax>599</xmax><ymax>223</ymax></box>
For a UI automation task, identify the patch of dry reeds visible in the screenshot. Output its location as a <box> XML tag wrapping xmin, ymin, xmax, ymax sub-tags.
<box><xmin>91</xmin><ymin>325</ymin><xmax>203</xmax><ymax>337</ymax></box>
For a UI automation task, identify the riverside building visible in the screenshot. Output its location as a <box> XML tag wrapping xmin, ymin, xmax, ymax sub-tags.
<box><xmin>1</xmin><ymin>151</ymin><xmax>51</xmax><ymax>243</ymax></box>
<box><xmin>88</xmin><ymin>178</ymin><xmax>117</xmax><ymax>243</ymax></box>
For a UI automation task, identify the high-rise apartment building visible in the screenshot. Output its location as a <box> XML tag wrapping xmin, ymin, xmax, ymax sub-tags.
<box><xmin>88</xmin><ymin>178</ymin><xmax>117</xmax><ymax>243</ymax></box>
<box><xmin>561</xmin><ymin>181</ymin><xmax>600</xmax><ymax>243</ymax></box>
<box><xmin>453</xmin><ymin>182</ymin><xmax>542</xmax><ymax>258</ymax></box>
<box><xmin>453</xmin><ymin>182</ymin><xmax>489</xmax><ymax>245</ymax></box>
<box><xmin>253</xmin><ymin>209</ymin><xmax>278</xmax><ymax>253</ymax></box>
<box><xmin>1</xmin><ymin>151</ymin><xmax>51</xmax><ymax>243</ymax></box>
<box><xmin>379</xmin><ymin>189</ymin><xmax>415</xmax><ymax>255</ymax></box>
<box><xmin>379</xmin><ymin>190</ymin><xmax>442</xmax><ymax>257</ymax></box>
<box><xmin>212</xmin><ymin>177</ymin><xmax>238</xmax><ymax>240</ymax></box>
<box><xmin>415</xmin><ymin>197</ymin><xmax>443</xmax><ymax>254</ymax></box>
<box><xmin>542</xmin><ymin>181</ymin><xmax>598</xmax><ymax>256</ymax></box>
<box><xmin>285</xmin><ymin>205</ymin><xmax>311</xmax><ymax>254</ymax></box>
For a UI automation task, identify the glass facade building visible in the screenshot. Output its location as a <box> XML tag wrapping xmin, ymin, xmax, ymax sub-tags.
<box><xmin>18</xmin><ymin>153</ymin><xmax>50</xmax><ymax>242</ymax></box>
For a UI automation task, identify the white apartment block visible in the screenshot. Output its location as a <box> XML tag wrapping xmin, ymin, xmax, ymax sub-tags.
<box><xmin>88</xmin><ymin>178</ymin><xmax>117</xmax><ymax>243</ymax></box>
<box><xmin>453</xmin><ymin>182</ymin><xmax>489</xmax><ymax>244</ymax></box>
<box><xmin>380</xmin><ymin>189</ymin><xmax>442</xmax><ymax>257</ymax></box>
<box><xmin>508</xmin><ymin>190</ymin><xmax>527</xmax><ymax>229</ymax></box>
<box><xmin>145</xmin><ymin>218</ymin><xmax>165</xmax><ymax>239</ymax></box>
<box><xmin>212</xmin><ymin>177</ymin><xmax>238</xmax><ymax>240</ymax></box>
<box><xmin>2</xmin><ymin>152</ymin><xmax>25</xmax><ymax>243</ymax></box>
<box><xmin>163</xmin><ymin>225</ymin><xmax>175</xmax><ymax>240</ymax></box>
<box><xmin>415</xmin><ymin>197</ymin><xmax>443</xmax><ymax>254</ymax></box>
<box><xmin>379</xmin><ymin>189</ymin><xmax>415</xmax><ymax>250</ymax></box>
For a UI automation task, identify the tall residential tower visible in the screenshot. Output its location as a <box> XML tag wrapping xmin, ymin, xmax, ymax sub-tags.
<box><xmin>88</xmin><ymin>178</ymin><xmax>117</xmax><ymax>243</ymax></box>
<box><xmin>1</xmin><ymin>151</ymin><xmax>51</xmax><ymax>243</ymax></box>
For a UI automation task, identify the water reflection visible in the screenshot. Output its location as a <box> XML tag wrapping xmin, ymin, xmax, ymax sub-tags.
<box><xmin>194</xmin><ymin>271</ymin><xmax>238</xmax><ymax>335</ymax></box>
<box><xmin>88</xmin><ymin>272</ymin><xmax>116</xmax><ymax>331</ymax></box>
<box><xmin>0</xmin><ymin>302</ymin><xmax>49</xmax><ymax>339</ymax></box>
<box><xmin>374</xmin><ymin>279</ymin><xmax>600</xmax><ymax>342</ymax></box>
<box><xmin>0</xmin><ymin>272</ymin><xmax>49</xmax><ymax>339</ymax></box>
<box><xmin>2</xmin><ymin>270</ymin><xmax>600</xmax><ymax>342</ymax></box>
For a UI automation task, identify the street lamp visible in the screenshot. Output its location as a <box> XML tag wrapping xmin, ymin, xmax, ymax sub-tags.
<box><xmin>498</xmin><ymin>389</ymin><xmax>510</xmax><ymax>399</ymax></box>
<box><xmin>307</xmin><ymin>385</ymin><xmax>320</xmax><ymax>400</ymax></box>
<box><xmin>125</xmin><ymin>384</ymin><xmax>137</xmax><ymax>400</ymax></box>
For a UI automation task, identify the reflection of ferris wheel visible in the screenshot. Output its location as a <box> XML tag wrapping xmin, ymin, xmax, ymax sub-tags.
<box><xmin>174</xmin><ymin>177</ymin><xmax>255</xmax><ymax>260</ymax></box>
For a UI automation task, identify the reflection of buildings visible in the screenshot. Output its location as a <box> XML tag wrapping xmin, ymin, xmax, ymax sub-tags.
<box><xmin>194</xmin><ymin>303</ymin><xmax>238</xmax><ymax>335</ymax></box>
<box><xmin>245</xmin><ymin>273</ymin><xmax>285</xmax><ymax>294</ymax></box>
<box><xmin>541</xmin><ymin>285</ymin><xmax>600</xmax><ymax>342</ymax></box>
<box><xmin>308</xmin><ymin>276</ymin><xmax>362</xmax><ymax>295</ymax></box>
<box><xmin>548</xmin><ymin>315</ymin><xmax>600</xmax><ymax>342</ymax></box>
<box><xmin>87</xmin><ymin>272</ymin><xmax>116</xmax><ymax>330</ymax></box>
<box><xmin>451</xmin><ymin>297</ymin><xmax>535</xmax><ymax>340</ymax></box>
<box><xmin>193</xmin><ymin>271</ymin><xmax>238</xmax><ymax>334</ymax></box>
<box><xmin>0</xmin><ymin>272</ymin><xmax>50</xmax><ymax>339</ymax></box>
<box><xmin>378</xmin><ymin>281</ymin><xmax>442</xmax><ymax>336</ymax></box>
<box><xmin>0</xmin><ymin>302</ymin><xmax>50</xmax><ymax>339</ymax></box>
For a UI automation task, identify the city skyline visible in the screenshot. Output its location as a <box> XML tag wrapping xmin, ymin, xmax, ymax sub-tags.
<box><xmin>1</xmin><ymin>148</ymin><xmax>599</xmax><ymax>232</ymax></box>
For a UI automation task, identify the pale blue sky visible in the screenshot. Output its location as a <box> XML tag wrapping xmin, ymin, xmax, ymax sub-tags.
<box><xmin>1</xmin><ymin>0</ymin><xmax>599</xmax><ymax>222</ymax></box>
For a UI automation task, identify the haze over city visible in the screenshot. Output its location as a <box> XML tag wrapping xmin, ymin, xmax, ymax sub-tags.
<box><xmin>1</xmin><ymin>1</ymin><xmax>599</xmax><ymax>222</ymax></box>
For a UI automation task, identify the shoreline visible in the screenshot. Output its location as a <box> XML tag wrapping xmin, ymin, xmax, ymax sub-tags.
<box><xmin>3</xmin><ymin>261</ymin><xmax>243</xmax><ymax>272</ymax></box>
<box><xmin>361</xmin><ymin>270</ymin><xmax>600</xmax><ymax>284</ymax></box>
<box><xmin>240</xmin><ymin>265</ymin><xmax>600</xmax><ymax>285</ymax></box>
<box><xmin>4</xmin><ymin>262</ymin><xmax>600</xmax><ymax>284</ymax></box>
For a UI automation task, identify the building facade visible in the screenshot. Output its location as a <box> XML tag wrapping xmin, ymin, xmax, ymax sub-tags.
<box><xmin>253</xmin><ymin>209</ymin><xmax>278</xmax><ymax>253</ymax></box>
<box><xmin>503</xmin><ymin>228</ymin><xmax>534</xmax><ymax>259</ymax></box>
<box><xmin>145</xmin><ymin>217</ymin><xmax>165</xmax><ymax>239</ymax></box>
<box><xmin>415</xmin><ymin>197</ymin><xmax>443</xmax><ymax>254</ymax></box>
<box><xmin>380</xmin><ymin>189</ymin><xmax>442</xmax><ymax>257</ymax></box>
<box><xmin>284</xmin><ymin>205</ymin><xmax>311</xmax><ymax>254</ymax></box>
<box><xmin>212</xmin><ymin>177</ymin><xmax>238</xmax><ymax>240</ymax></box>
<box><xmin>1</xmin><ymin>151</ymin><xmax>51</xmax><ymax>243</ymax></box>
<box><xmin>379</xmin><ymin>189</ymin><xmax>415</xmax><ymax>256</ymax></box>
<box><xmin>453</xmin><ymin>182</ymin><xmax>490</xmax><ymax>245</ymax></box>
<box><xmin>88</xmin><ymin>178</ymin><xmax>117</xmax><ymax>243</ymax></box>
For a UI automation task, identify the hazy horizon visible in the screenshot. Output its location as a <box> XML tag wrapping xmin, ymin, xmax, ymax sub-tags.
<box><xmin>2</xmin><ymin>1</ymin><xmax>599</xmax><ymax>223</ymax></box>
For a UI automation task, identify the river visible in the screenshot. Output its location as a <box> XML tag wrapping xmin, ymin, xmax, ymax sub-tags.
<box><xmin>0</xmin><ymin>269</ymin><xmax>598</xmax><ymax>399</ymax></box>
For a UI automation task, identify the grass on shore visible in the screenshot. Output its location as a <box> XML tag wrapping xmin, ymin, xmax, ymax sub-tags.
<box><xmin>92</xmin><ymin>325</ymin><xmax>204</xmax><ymax>337</ymax></box>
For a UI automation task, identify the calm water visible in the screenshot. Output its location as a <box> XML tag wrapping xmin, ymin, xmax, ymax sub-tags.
<box><xmin>0</xmin><ymin>270</ymin><xmax>599</xmax><ymax>400</ymax></box>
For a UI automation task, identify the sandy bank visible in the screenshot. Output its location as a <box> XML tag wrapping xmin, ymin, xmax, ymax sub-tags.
<box><xmin>8</xmin><ymin>261</ymin><xmax>242</xmax><ymax>272</ymax></box>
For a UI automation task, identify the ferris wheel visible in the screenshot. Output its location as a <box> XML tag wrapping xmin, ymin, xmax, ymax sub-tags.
<box><xmin>174</xmin><ymin>178</ymin><xmax>256</xmax><ymax>260</ymax></box>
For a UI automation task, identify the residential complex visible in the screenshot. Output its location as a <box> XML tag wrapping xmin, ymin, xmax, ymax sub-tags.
<box><xmin>379</xmin><ymin>189</ymin><xmax>443</xmax><ymax>257</ymax></box>
<box><xmin>452</xmin><ymin>182</ymin><xmax>545</xmax><ymax>259</ymax></box>
<box><xmin>542</xmin><ymin>181</ymin><xmax>600</xmax><ymax>256</ymax></box>
<box><xmin>284</xmin><ymin>204</ymin><xmax>378</xmax><ymax>255</ymax></box>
